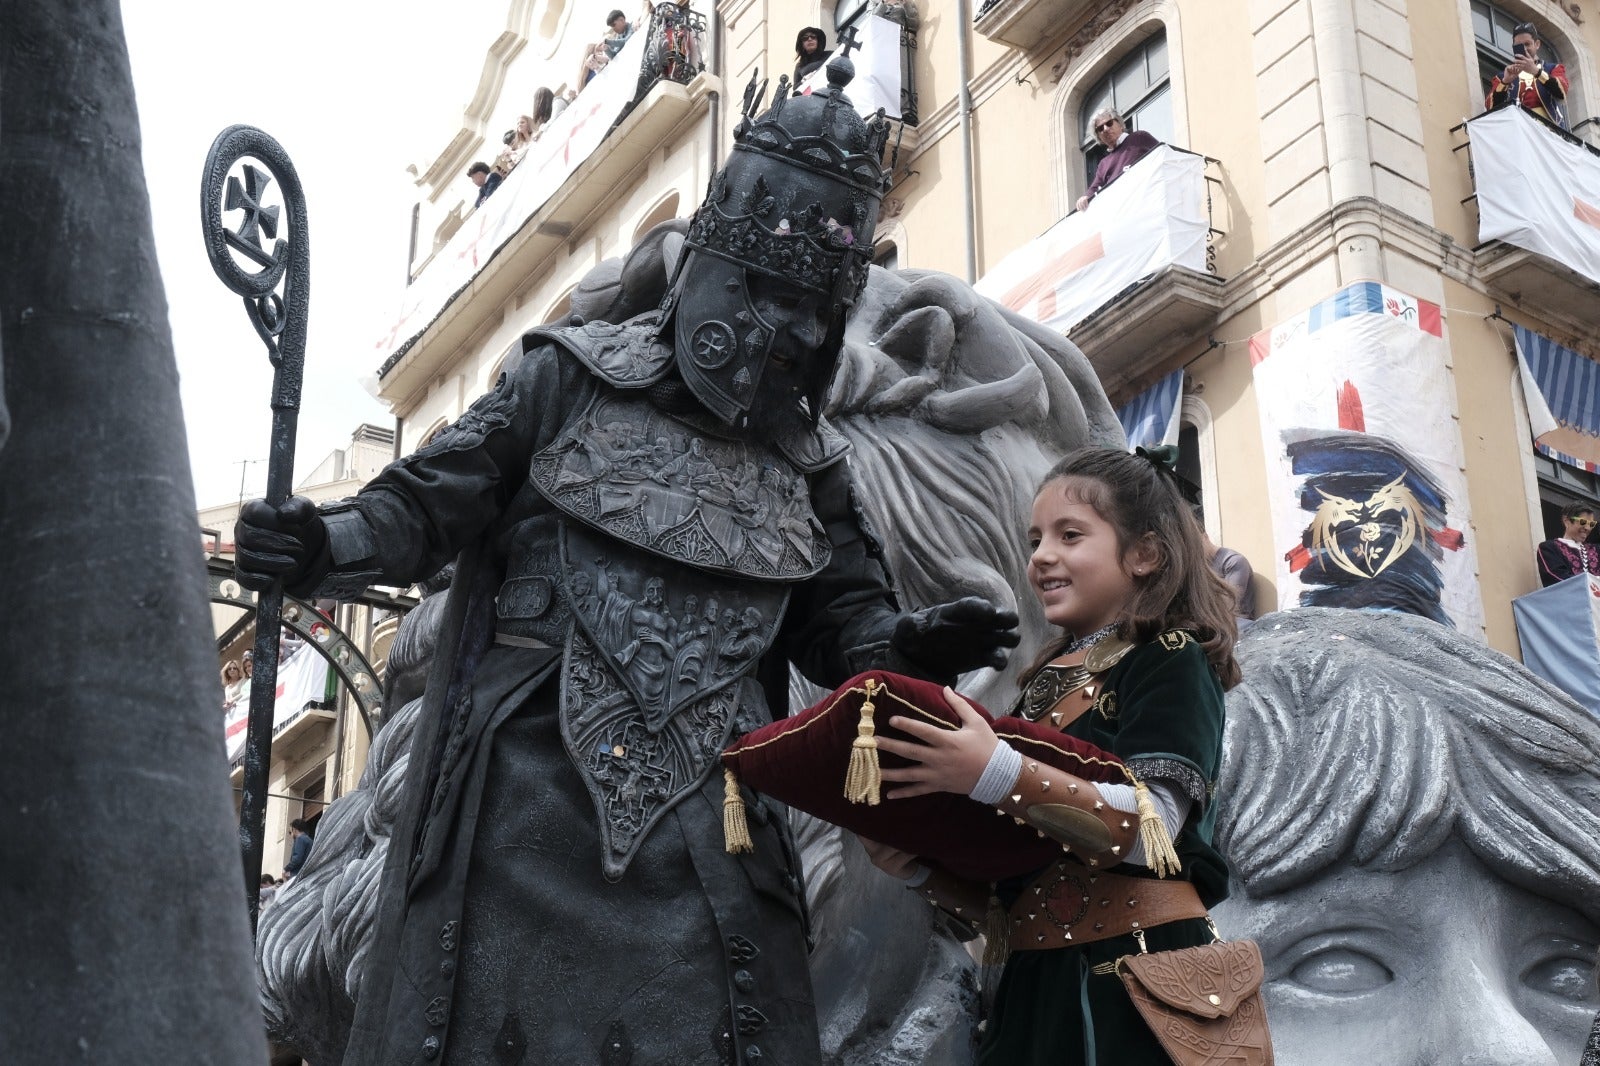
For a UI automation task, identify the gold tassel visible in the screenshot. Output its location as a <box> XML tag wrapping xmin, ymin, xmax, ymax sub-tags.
<box><xmin>843</xmin><ymin>679</ymin><xmax>882</xmax><ymax>805</ymax></box>
<box><xmin>1134</xmin><ymin>780</ymin><xmax>1182</xmax><ymax>878</ymax></box>
<box><xmin>723</xmin><ymin>768</ymin><xmax>753</xmax><ymax>854</ymax></box>
<box><xmin>982</xmin><ymin>895</ymin><xmax>1011</xmax><ymax>967</ymax></box>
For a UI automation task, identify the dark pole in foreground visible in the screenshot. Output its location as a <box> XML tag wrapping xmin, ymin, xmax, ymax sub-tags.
<box><xmin>0</xmin><ymin>4</ymin><xmax>268</xmax><ymax>1062</ymax></box>
<box><xmin>200</xmin><ymin>126</ymin><xmax>310</xmax><ymax>931</ymax></box>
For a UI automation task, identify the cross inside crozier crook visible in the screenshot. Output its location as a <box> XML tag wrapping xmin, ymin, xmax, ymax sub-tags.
<box><xmin>835</xmin><ymin>24</ymin><xmax>861</xmax><ymax>59</ymax></box>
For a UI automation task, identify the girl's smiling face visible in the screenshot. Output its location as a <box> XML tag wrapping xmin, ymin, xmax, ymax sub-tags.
<box><xmin>1027</xmin><ymin>481</ymin><xmax>1138</xmax><ymax>636</ymax></box>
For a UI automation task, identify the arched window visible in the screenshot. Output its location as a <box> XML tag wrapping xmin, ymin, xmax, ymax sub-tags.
<box><xmin>634</xmin><ymin>191</ymin><xmax>681</xmax><ymax>242</ymax></box>
<box><xmin>541</xmin><ymin>286</ymin><xmax>576</xmax><ymax>327</ymax></box>
<box><xmin>419</xmin><ymin>418</ymin><xmax>450</xmax><ymax>449</ymax></box>
<box><xmin>1179</xmin><ymin>394</ymin><xmax>1220</xmax><ymax>542</ymax></box>
<box><xmin>1078</xmin><ymin>33</ymin><xmax>1172</xmax><ymax>187</ymax></box>
<box><xmin>1471</xmin><ymin>0</ymin><xmax>1563</xmax><ymax>99</ymax></box>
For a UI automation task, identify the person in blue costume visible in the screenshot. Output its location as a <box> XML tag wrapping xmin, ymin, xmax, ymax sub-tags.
<box><xmin>863</xmin><ymin>446</ymin><xmax>1241</xmax><ymax>1065</ymax></box>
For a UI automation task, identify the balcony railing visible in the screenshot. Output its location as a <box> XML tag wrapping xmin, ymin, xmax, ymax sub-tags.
<box><xmin>636</xmin><ymin>2</ymin><xmax>707</xmax><ymax>99</ymax></box>
<box><xmin>1456</xmin><ymin>106</ymin><xmax>1600</xmax><ymax>341</ymax></box>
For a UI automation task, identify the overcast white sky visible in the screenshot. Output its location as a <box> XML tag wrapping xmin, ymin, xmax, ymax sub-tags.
<box><xmin>123</xmin><ymin>1</ymin><xmax>503</xmax><ymax>509</ymax></box>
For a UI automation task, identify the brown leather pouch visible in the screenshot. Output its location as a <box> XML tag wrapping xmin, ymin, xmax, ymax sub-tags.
<box><xmin>1117</xmin><ymin>938</ymin><xmax>1275</xmax><ymax>1066</ymax></box>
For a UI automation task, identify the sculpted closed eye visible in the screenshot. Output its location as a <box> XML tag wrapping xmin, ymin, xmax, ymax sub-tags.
<box><xmin>1284</xmin><ymin>947</ymin><xmax>1392</xmax><ymax>994</ymax></box>
<box><xmin>1523</xmin><ymin>954</ymin><xmax>1595</xmax><ymax>1000</ymax></box>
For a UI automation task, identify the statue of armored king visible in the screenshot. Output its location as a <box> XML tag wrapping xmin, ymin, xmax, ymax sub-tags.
<box><xmin>236</xmin><ymin>56</ymin><xmax>1019</xmax><ymax>1066</ymax></box>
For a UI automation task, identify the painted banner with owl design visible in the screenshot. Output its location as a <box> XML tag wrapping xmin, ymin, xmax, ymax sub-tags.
<box><xmin>1249</xmin><ymin>282</ymin><xmax>1485</xmax><ymax>634</ymax></box>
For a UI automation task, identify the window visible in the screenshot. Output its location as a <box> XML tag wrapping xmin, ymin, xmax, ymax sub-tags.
<box><xmin>1079</xmin><ymin>33</ymin><xmax>1172</xmax><ymax>187</ymax></box>
<box><xmin>634</xmin><ymin>191</ymin><xmax>681</xmax><ymax>242</ymax></box>
<box><xmin>873</xmin><ymin>240</ymin><xmax>899</xmax><ymax>271</ymax></box>
<box><xmin>1176</xmin><ymin>421</ymin><xmax>1203</xmax><ymax>514</ymax></box>
<box><xmin>1472</xmin><ymin>0</ymin><xmax>1562</xmax><ymax>100</ymax></box>
<box><xmin>1535</xmin><ymin>453</ymin><xmax>1600</xmax><ymax>539</ymax></box>
<box><xmin>834</xmin><ymin>0</ymin><xmax>871</xmax><ymax>34</ymax></box>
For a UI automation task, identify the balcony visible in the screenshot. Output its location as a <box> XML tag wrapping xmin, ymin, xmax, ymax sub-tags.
<box><xmin>974</xmin><ymin>145</ymin><xmax>1226</xmax><ymax>390</ymax></box>
<box><xmin>1458</xmin><ymin>107</ymin><xmax>1600</xmax><ymax>343</ymax></box>
<box><xmin>1066</xmin><ymin>266</ymin><xmax>1226</xmax><ymax>397</ymax></box>
<box><xmin>973</xmin><ymin>0</ymin><xmax>1098</xmax><ymax>51</ymax></box>
<box><xmin>374</xmin><ymin>9</ymin><xmax>721</xmax><ymax>403</ymax></box>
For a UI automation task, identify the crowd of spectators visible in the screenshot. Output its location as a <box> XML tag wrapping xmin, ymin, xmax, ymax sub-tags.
<box><xmin>467</xmin><ymin>6</ymin><xmax>685</xmax><ymax>210</ymax></box>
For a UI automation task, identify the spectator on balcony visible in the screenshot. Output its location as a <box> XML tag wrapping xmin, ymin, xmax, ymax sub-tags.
<box><xmin>283</xmin><ymin>818</ymin><xmax>315</xmax><ymax>880</ymax></box>
<box><xmin>551</xmin><ymin>87</ymin><xmax>576</xmax><ymax>120</ymax></box>
<box><xmin>578</xmin><ymin>41</ymin><xmax>609</xmax><ymax>89</ymax></box>
<box><xmin>220</xmin><ymin>658</ymin><xmax>247</xmax><ymax>710</ymax></box>
<box><xmin>530</xmin><ymin>88</ymin><xmax>555</xmax><ymax>133</ymax></box>
<box><xmin>1536</xmin><ymin>502</ymin><xmax>1600</xmax><ymax>586</ymax></box>
<box><xmin>1075</xmin><ymin>108</ymin><xmax>1161</xmax><ymax>212</ymax></box>
<box><xmin>1486</xmin><ymin>21</ymin><xmax>1569</xmax><ymax>130</ymax></box>
<box><xmin>467</xmin><ymin>161</ymin><xmax>502</xmax><ymax>209</ymax></box>
<box><xmin>793</xmin><ymin>27</ymin><xmax>831</xmax><ymax>88</ymax></box>
<box><xmin>241</xmin><ymin>650</ymin><xmax>253</xmax><ymax>680</ymax></box>
<box><xmin>603</xmin><ymin>9</ymin><xmax>633</xmax><ymax>59</ymax></box>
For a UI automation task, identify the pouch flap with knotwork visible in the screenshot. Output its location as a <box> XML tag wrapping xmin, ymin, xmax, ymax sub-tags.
<box><xmin>1120</xmin><ymin>939</ymin><xmax>1264</xmax><ymax>1019</ymax></box>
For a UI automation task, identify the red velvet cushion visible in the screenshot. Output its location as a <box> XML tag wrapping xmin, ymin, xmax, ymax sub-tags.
<box><xmin>722</xmin><ymin>670</ymin><xmax>1128</xmax><ymax>882</ymax></box>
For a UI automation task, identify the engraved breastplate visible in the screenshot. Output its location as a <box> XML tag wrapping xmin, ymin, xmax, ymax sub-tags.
<box><xmin>559</xmin><ymin>525</ymin><xmax>788</xmax><ymax>879</ymax></box>
<box><xmin>530</xmin><ymin>393</ymin><xmax>832</xmax><ymax>581</ymax></box>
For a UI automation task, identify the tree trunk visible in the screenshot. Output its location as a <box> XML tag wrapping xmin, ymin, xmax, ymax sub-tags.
<box><xmin>0</xmin><ymin>3</ymin><xmax>269</xmax><ymax>1063</ymax></box>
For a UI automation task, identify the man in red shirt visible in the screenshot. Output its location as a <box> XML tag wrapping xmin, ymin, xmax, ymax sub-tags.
<box><xmin>1486</xmin><ymin>21</ymin><xmax>1569</xmax><ymax>130</ymax></box>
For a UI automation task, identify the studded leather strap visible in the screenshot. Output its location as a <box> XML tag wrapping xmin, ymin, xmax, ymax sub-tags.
<box><xmin>1006</xmin><ymin>865</ymin><xmax>1206</xmax><ymax>952</ymax></box>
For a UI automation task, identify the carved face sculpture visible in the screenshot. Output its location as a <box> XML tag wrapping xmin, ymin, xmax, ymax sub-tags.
<box><xmin>1213</xmin><ymin>609</ymin><xmax>1600</xmax><ymax>1066</ymax></box>
<box><xmin>1216</xmin><ymin>842</ymin><xmax>1595</xmax><ymax>1065</ymax></box>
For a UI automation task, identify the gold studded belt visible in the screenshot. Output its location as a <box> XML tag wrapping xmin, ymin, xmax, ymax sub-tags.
<box><xmin>1006</xmin><ymin>862</ymin><xmax>1207</xmax><ymax>952</ymax></box>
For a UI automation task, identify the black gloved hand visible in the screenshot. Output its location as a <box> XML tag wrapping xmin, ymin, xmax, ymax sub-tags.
<box><xmin>235</xmin><ymin>495</ymin><xmax>328</xmax><ymax>593</ymax></box>
<box><xmin>891</xmin><ymin>595</ymin><xmax>1021</xmax><ymax>677</ymax></box>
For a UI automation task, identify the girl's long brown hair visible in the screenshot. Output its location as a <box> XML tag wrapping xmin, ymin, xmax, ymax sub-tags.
<box><xmin>1026</xmin><ymin>447</ymin><xmax>1242</xmax><ymax>689</ymax></box>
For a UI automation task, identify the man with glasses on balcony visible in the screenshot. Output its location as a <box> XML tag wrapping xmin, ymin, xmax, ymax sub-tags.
<box><xmin>1486</xmin><ymin>21</ymin><xmax>1569</xmax><ymax>130</ymax></box>
<box><xmin>1537</xmin><ymin>502</ymin><xmax>1600</xmax><ymax>585</ymax></box>
<box><xmin>1075</xmin><ymin>107</ymin><xmax>1162</xmax><ymax>212</ymax></box>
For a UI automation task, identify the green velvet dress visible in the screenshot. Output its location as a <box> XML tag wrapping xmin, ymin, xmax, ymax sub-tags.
<box><xmin>977</xmin><ymin>631</ymin><xmax>1230</xmax><ymax>1066</ymax></box>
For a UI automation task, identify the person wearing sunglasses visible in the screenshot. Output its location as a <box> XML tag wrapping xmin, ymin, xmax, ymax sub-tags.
<box><xmin>1536</xmin><ymin>501</ymin><xmax>1600</xmax><ymax>586</ymax></box>
<box><xmin>1075</xmin><ymin>107</ymin><xmax>1162</xmax><ymax>212</ymax></box>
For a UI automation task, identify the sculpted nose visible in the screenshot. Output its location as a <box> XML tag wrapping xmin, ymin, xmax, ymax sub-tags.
<box><xmin>1425</xmin><ymin>963</ymin><xmax>1559</xmax><ymax>1066</ymax></box>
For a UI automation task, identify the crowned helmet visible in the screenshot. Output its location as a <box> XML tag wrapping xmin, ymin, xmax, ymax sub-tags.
<box><xmin>662</xmin><ymin>52</ymin><xmax>895</xmax><ymax>428</ymax></box>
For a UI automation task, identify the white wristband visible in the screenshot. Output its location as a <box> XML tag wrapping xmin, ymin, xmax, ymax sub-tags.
<box><xmin>968</xmin><ymin>740</ymin><xmax>1023</xmax><ymax>806</ymax></box>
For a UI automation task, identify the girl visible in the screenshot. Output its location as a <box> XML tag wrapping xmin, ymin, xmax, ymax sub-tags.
<box><xmin>866</xmin><ymin>446</ymin><xmax>1242</xmax><ymax>1065</ymax></box>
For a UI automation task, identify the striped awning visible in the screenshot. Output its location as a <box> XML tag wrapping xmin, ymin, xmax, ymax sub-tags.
<box><xmin>1514</xmin><ymin>324</ymin><xmax>1600</xmax><ymax>472</ymax></box>
<box><xmin>1116</xmin><ymin>368</ymin><xmax>1184</xmax><ymax>450</ymax></box>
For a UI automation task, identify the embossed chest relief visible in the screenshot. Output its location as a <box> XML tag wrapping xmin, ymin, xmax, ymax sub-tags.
<box><xmin>531</xmin><ymin>394</ymin><xmax>832</xmax><ymax>580</ymax></box>
<box><xmin>558</xmin><ymin>525</ymin><xmax>791</xmax><ymax>880</ymax></box>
